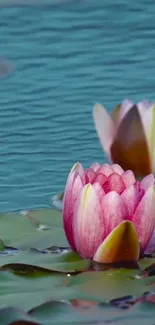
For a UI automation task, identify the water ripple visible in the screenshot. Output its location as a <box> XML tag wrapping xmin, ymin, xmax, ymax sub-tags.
<box><xmin>0</xmin><ymin>0</ymin><xmax>154</xmax><ymax>211</ymax></box>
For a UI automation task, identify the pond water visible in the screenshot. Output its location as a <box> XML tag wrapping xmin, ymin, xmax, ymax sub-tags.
<box><xmin>0</xmin><ymin>0</ymin><xmax>154</xmax><ymax>211</ymax></box>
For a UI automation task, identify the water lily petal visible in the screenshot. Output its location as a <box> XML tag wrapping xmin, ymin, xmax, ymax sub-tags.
<box><xmin>140</xmin><ymin>174</ymin><xmax>155</xmax><ymax>191</ymax></box>
<box><xmin>119</xmin><ymin>99</ymin><xmax>134</xmax><ymax>123</ymax></box>
<box><xmin>147</xmin><ymin>106</ymin><xmax>155</xmax><ymax>174</ymax></box>
<box><xmin>63</xmin><ymin>162</ymin><xmax>84</xmax><ymax>213</ymax></box>
<box><xmin>81</xmin><ymin>173</ymin><xmax>89</xmax><ymax>185</ymax></box>
<box><xmin>97</xmin><ymin>163</ymin><xmax>114</xmax><ymax>177</ymax></box>
<box><xmin>85</xmin><ymin>168</ymin><xmax>96</xmax><ymax>183</ymax></box>
<box><xmin>122</xmin><ymin>170</ymin><xmax>136</xmax><ymax>187</ymax></box>
<box><xmin>63</xmin><ymin>170</ymin><xmax>76</xmax><ymax>249</ymax></box>
<box><xmin>111</xmin><ymin>164</ymin><xmax>124</xmax><ymax>175</ymax></box>
<box><xmin>92</xmin><ymin>173</ymin><xmax>107</xmax><ymax>187</ymax></box>
<box><xmin>106</xmin><ymin>173</ymin><xmax>125</xmax><ymax>194</ymax></box>
<box><xmin>69</xmin><ymin>162</ymin><xmax>84</xmax><ymax>177</ymax></box>
<box><xmin>90</xmin><ymin>162</ymin><xmax>101</xmax><ymax>172</ymax></box>
<box><xmin>93</xmin><ymin>103</ymin><xmax>116</xmax><ymax>159</ymax></box>
<box><xmin>101</xmin><ymin>191</ymin><xmax>128</xmax><ymax>237</ymax></box>
<box><xmin>73</xmin><ymin>184</ymin><xmax>105</xmax><ymax>259</ymax></box>
<box><xmin>63</xmin><ymin>171</ymin><xmax>83</xmax><ymax>251</ymax></box>
<box><xmin>112</xmin><ymin>99</ymin><xmax>134</xmax><ymax>126</ymax></box>
<box><xmin>145</xmin><ymin>229</ymin><xmax>155</xmax><ymax>254</ymax></box>
<box><xmin>121</xmin><ymin>185</ymin><xmax>141</xmax><ymax>218</ymax></box>
<box><xmin>92</xmin><ymin>182</ymin><xmax>105</xmax><ymax>201</ymax></box>
<box><xmin>93</xmin><ymin>221</ymin><xmax>140</xmax><ymax>263</ymax></box>
<box><xmin>111</xmin><ymin>103</ymin><xmax>121</xmax><ymax>123</ymax></box>
<box><xmin>111</xmin><ymin>105</ymin><xmax>151</xmax><ymax>176</ymax></box>
<box><xmin>138</xmin><ymin>103</ymin><xmax>155</xmax><ymax>173</ymax></box>
<box><xmin>138</xmin><ymin>100</ymin><xmax>151</xmax><ymax>109</ymax></box>
<box><xmin>132</xmin><ymin>186</ymin><xmax>155</xmax><ymax>252</ymax></box>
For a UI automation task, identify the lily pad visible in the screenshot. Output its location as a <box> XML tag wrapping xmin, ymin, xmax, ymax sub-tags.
<box><xmin>0</xmin><ymin>307</ymin><xmax>39</xmax><ymax>325</ymax></box>
<box><xmin>0</xmin><ymin>271</ymin><xmax>67</xmax><ymax>310</ymax></box>
<box><xmin>67</xmin><ymin>269</ymin><xmax>150</xmax><ymax>302</ymax></box>
<box><xmin>1</xmin><ymin>297</ymin><xmax>155</xmax><ymax>325</ymax></box>
<box><xmin>0</xmin><ymin>208</ymin><xmax>155</xmax><ymax>324</ymax></box>
<box><xmin>138</xmin><ymin>257</ymin><xmax>155</xmax><ymax>272</ymax></box>
<box><xmin>0</xmin><ymin>250</ymin><xmax>89</xmax><ymax>274</ymax></box>
<box><xmin>0</xmin><ymin>209</ymin><xmax>67</xmax><ymax>250</ymax></box>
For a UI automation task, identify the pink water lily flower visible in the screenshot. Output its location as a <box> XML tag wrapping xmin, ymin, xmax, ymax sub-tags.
<box><xmin>93</xmin><ymin>99</ymin><xmax>155</xmax><ymax>177</ymax></box>
<box><xmin>63</xmin><ymin>162</ymin><xmax>155</xmax><ymax>263</ymax></box>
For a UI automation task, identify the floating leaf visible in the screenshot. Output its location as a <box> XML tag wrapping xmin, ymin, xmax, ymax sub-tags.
<box><xmin>0</xmin><ymin>207</ymin><xmax>155</xmax><ymax>323</ymax></box>
<box><xmin>0</xmin><ymin>246</ymin><xmax>19</xmax><ymax>256</ymax></box>
<box><xmin>0</xmin><ymin>271</ymin><xmax>67</xmax><ymax>311</ymax></box>
<box><xmin>0</xmin><ymin>209</ymin><xmax>67</xmax><ymax>250</ymax></box>
<box><xmin>0</xmin><ymin>307</ymin><xmax>39</xmax><ymax>325</ymax></box>
<box><xmin>138</xmin><ymin>257</ymin><xmax>155</xmax><ymax>275</ymax></box>
<box><xmin>68</xmin><ymin>269</ymin><xmax>150</xmax><ymax>302</ymax></box>
<box><xmin>0</xmin><ymin>250</ymin><xmax>89</xmax><ymax>274</ymax></box>
<box><xmin>0</xmin><ymin>239</ymin><xmax>4</xmax><ymax>252</ymax></box>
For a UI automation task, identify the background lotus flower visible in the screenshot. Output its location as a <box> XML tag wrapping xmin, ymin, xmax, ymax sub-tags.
<box><xmin>63</xmin><ymin>162</ymin><xmax>155</xmax><ymax>263</ymax></box>
<box><xmin>93</xmin><ymin>99</ymin><xmax>155</xmax><ymax>177</ymax></box>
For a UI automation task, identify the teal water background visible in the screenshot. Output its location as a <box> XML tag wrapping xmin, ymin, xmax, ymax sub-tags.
<box><xmin>0</xmin><ymin>0</ymin><xmax>154</xmax><ymax>211</ymax></box>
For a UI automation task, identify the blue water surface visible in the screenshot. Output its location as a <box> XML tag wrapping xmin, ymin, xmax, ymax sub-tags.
<box><xmin>0</xmin><ymin>0</ymin><xmax>154</xmax><ymax>211</ymax></box>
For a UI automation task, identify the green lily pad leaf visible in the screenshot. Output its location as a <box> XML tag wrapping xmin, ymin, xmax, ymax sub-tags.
<box><xmin>0</xmin><ymin>209</ymin><xmax>90</xmax><ymax>273</ymax></box>
<box><xmin>0</xmin><ymin>250</ymin><xmax>89</xmax><ymax>274</ymax></box>
<box><xmin>28</xmin><ymin>298</ymin><xmax>155</xmax><ymax>325</ymax></box>
<box><xmin>28</xmin><ymin>300</ymin><xmax>107</xmax><ymax>325</ymax></box>
<box><xmin>138</xmin><ymin>257</ymin><xmax>155</xmax><ymax>274</ymax></box>
<box><xmin>28</xmin><ymin>247</ymin><xmax>71</xmax><ymax>255</ymax></box>
<box><xmin>0</xmin><ymin>307</ymin><xmax>39</xmax><ymax>325</ymax></box>
<box><xmin>0</xmin><ymin>246</ymin><xmax>19</xmax><ymax>257</ymax></box>
<box><xmin>0</xmin><ymin>209</ymin><xmax>68</xmax><ymax>250</ymax></box>
<box><xmin>0</xmin><ymin>270</ymin><xmax>68</xmax><ymax>311</ymax></box>
<box><xmin>23</xmin><ymin>208</ymin><xmax>62</xmax><ymax>228</ymax></box>
<box><xmin>0</xmin><ymin>239</ymin><xmax>4</xmax><ymax>251</ymax></box>
<box><xmin>0</xmin><ymin>212</ymin><xmax>37</xmax><ymax>247</ymax></box>
<box><xmin>1</xmin><ymin>271</ymin><xmax>155</xmax><ymax>324</ymax></box>
<box><xmin>0</xmin><ymin>302</ymin><xmax>120</xmax><ymax>325</ymax></box>
<box><xmin>29</xmin><ymin>300</ymin><xmax>72</xmax><ymax>319</ymax></box>
<box><xmin>67</xmin><ymin>269</ymin><xmax>151</xmax><ymax>302</ymax></box>
<box><xmin>2</xmin><ymin>207</ymin><xmax>155</xmax><ymax>323</ymax></box>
